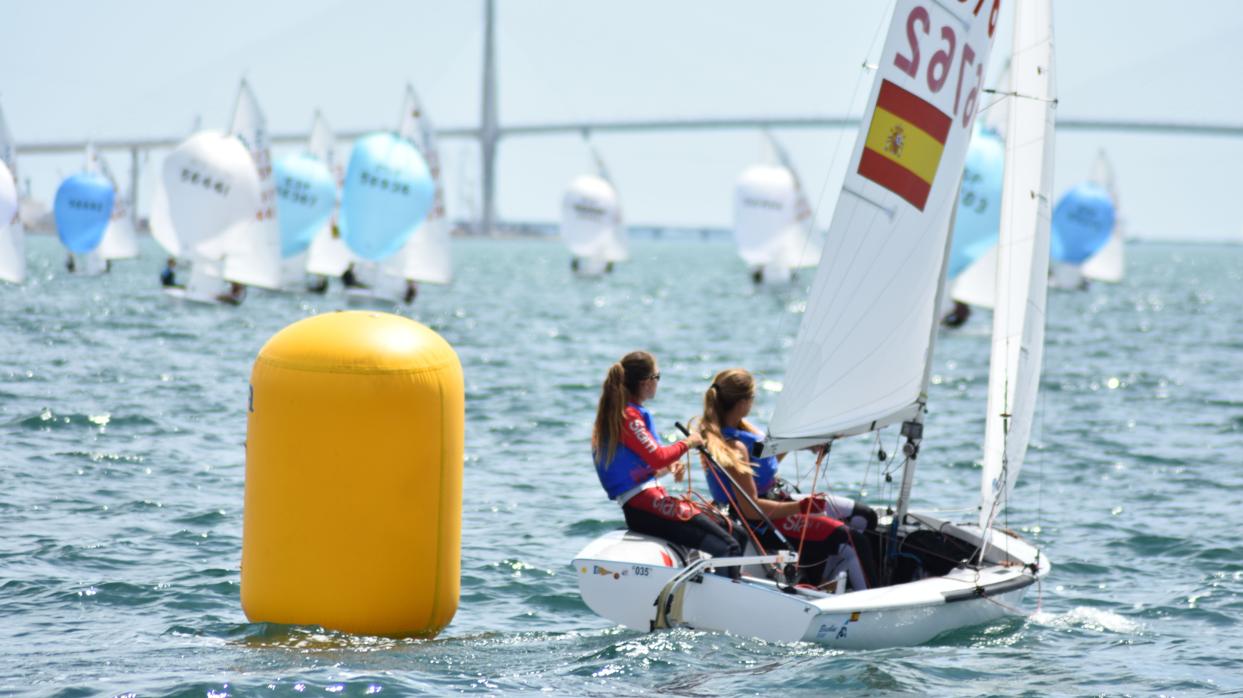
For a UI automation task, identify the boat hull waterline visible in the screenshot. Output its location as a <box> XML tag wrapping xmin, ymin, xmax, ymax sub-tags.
<box><xmin>574</xmin><ymin>515</ymin><xmax>1048</xmax><ymax>649</ymax></box>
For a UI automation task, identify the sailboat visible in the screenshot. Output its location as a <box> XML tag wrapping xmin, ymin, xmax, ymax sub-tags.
<box><xmin>562</xmin><ymin>132</ymin><xmax>627</xmax><ymax>277</ymax></box>
<box><xmin>303</xmin><ymin>112</ymin><xmax>352</xmax><ymax>284</ymax></box>
<box><xmin>338</xmin><ymin>88</ymin><xmax>436</xmax><ymax>303</ymax></box>
<box><xmin>732</xmin><ymin>131</ymin><xmax>822</xmax><ymax>285</ymax></box>
<box><xmin>574</xmin><ymin>0</ymin><xmax>1053</xmax><ymax>648</ymax></box>
<box><xmin>1078</xmin><ymin>151</ymin><xmax>1124</xmax><ymax>283</ymax></box>
<box><xmin>0</xmin><ymin>101</ymin><xmax>24</xmax><ymax>285</ymax></box>
<box><xmin>392</xmin><ymin>85</ymin><xmax>454</xmax><ymax>288</ymax></box>
<box><xmin>150</xmin><ymin>80</ymin><xmax>278</xmax><ymax>303</ymax></box>
<box><xmin>1053</xmin><ymin>150</ymin><xmax>1123</xmax><ymax>285</ymax></box>
<box><xmin>96</xmin><ymin>153</ymin><xmax>140</xmax><ymax>262</ymax></box>
<box><xmin>274</xmin><ymin>110</ymin><xmax>339</xmax><ymax>291</ymax></box>
<box><xmin>54</xmin><ymin>144</ymin><xmax>115</xmax><ymax>276</ymax></box>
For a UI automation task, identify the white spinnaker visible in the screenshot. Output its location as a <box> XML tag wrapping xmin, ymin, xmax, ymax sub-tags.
<box><xmin>304</xmin><ymin>111</ymin><xmax>352</xmax><ymax>277</ymax></box>
<box><xmin>0</xmin><ymin>160</ymin><xmax>22</xmax><ymax>284</ymax></box>
<box><xmin>149</xmin><ymin>131</ymin><xmax>262</xmax><ymax>261</ymax></box>
<box><xmin>979</xmin><ymin>0</ymin><xmax>1057</xmax><ymax>531</ymax></box>
<box><xmin>767</xmin><ymin>0</ymin><xmax>998</xmax><ymax>451</ymax></box>
<box><xmin>1080</xmin><ymin>150</ymin><xmax>1124</xmax><ymax>283</ymax></box>
<box><xmin>96</xmin><ymin>154</ymin><xmax>139</xmax><ymax>260</ymax></box>
<box><xmin>219</xmin><ymin>80</ymin><xmax>282</xmax><ymax>289</ymax></box>
<box><xmin>733</xmin><ymin>165</ymin><xmax>800</xmax><ymax>268</ymax></box>
<box><xmin>561</xmin><ymin>175</ymin><xmax>621</xmax><ymax>263</ymax></box>
<box><xmin>396</xmin><ymin>85</ymin><xmax>453</xmax><ymax>284</ymax></box>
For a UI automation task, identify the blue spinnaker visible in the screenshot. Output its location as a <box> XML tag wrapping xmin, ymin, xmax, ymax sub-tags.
<box><xmin>947</xmin><ymin>126</ymin><xmax>1004</xmax><ymax>280</ymax></box>
<box><xmin>54</xmin><ymin>171</ymin><xmax>115</xmax><ymax>254</ymax></box>
<box><xmin>340</xmin><ymin>132</ymin><xmax>434</xmax><ymax>262</ymax></box>
<box><xmin>274</xmin><ymin>153</ymin><xmax>337</xmax><ymax>258</ymax></box>
<box><xmin>1051</xmin><ymin>182</ymin><xmax>1115</xmax><ymax>265</ymax></box>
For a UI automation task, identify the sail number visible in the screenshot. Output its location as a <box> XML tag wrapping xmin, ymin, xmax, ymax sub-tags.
<box><xmin>892</xmin><ymin>1</ymin><xmax>997</xmax><ymax>128</ymax></box>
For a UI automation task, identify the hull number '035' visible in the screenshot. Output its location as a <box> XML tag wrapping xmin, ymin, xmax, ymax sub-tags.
<box><xmin>632</xmin><ymin>566</ymin><xmax>651</xmax><ymax>577</ymax></box>
<box><xmin>892</xmin><ymin>0</ymin><xmax>998</xmax><ymax>129</ymax></box>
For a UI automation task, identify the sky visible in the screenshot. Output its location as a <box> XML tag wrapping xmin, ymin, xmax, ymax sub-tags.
<box><xmin>3</xmin><ymin>0</ymin><xmax>1243</xmax><ymax>241</ymax></box>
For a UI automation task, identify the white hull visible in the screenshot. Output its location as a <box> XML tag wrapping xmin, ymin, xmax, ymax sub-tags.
<box><xmin>574</xmin><ymin>512</ymin><xmax>1048</xmax><ymax>649</ymax></box>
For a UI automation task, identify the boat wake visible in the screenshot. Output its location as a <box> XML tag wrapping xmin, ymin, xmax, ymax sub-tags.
<box><xmin>1029</xmin><ymin>606</ymin><xmax>1143</xmax><ymax>635</ymax></box>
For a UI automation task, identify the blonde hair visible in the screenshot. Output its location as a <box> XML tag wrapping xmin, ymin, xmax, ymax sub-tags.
<box><xmin>700</xmin><ymin>368</ymin><xmax>758</xmax><ymax>477</ymax></box>
<box><xmin>592</xmin><ymin>351</ymin><xmax>656</xmax><ymax>467</ymax></box>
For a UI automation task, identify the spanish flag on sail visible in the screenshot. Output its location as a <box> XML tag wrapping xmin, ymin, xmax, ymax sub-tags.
<box><xmin>858</xmin><ymin>80</ymin><xmax>952</xmax><ymax>211</ymax></box>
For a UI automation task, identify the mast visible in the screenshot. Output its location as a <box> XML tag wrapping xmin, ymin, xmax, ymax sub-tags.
<box><xmin>479</xmin><ymin>0</ymin><xmax>499</xmax><ymax>236</ymax></box>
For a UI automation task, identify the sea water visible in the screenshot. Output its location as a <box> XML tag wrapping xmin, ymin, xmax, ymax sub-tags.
<box><xmin>1</xmin><ymin>236</ymin><xmax>1240</xmax><ymax>695</ymax></box>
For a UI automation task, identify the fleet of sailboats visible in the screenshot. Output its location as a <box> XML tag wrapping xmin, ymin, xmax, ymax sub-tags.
<box><xmin>576</xmin><ymin>0</ymin><xmax>1054</xmax><ymax>647</ymax></box>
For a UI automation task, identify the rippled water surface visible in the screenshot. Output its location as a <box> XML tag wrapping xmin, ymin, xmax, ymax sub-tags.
<box><xmin>2</xmin><ymin>236</ymin><xmax>1241</xmax><ymax>696</ymax></box>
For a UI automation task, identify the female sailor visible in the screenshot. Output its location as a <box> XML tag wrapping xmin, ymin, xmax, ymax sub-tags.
<box><xmin>592</xmin><ymin>351</ymin><xmax>744</xmax><ymax>576</ymax></box>
<box><xmin>699</xmin><ymin>368</ymin><xmax>875</xmax><ymax>590</ymax></box>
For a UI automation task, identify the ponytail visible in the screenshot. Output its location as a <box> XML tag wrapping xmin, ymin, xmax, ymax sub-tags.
<box><xmin>700</xmin><ymin>368</ymin><xmax>757</xmax><ymax>477</ymax></box>
<box><xmin>592</xmin><ymin>351</ymin><xmax>656</xmax><ymax>467</ymax></box>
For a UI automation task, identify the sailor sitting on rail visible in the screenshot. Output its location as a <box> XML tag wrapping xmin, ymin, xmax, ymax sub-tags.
<box><xmin>592</xmin><ymin>351</ymin><xmax>746</xmax><ymax>577</ymax></box>
<box><xmin>698</xmin><ymin>368</ymin><xmax>876</xmax><ymax>590</ymax></box>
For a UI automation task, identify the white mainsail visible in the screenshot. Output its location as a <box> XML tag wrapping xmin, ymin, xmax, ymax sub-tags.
<box><xmin>304</xmin><ymin>111</ymin><xmax>352</xmax><ymax>278</ymax></box>
<box><xmin>768</xmin><ymin>0</ymin><xmax>999</xmax><ymax>451</ymax></box>
<box><xmin>395</xmin><ymin>85</ymin><xmax>453</xmax><ymax>285</ymax></box>
<box><xmin>979</xmin><ymin>0</ymin><xmax>1057</xmax><ymax>532</ymax></box>
<box><xmin>96</xmin><ymin>153</ymin><xmax>139</xmax><ymax>260</ymax></box>
<box><xmin>0</xmin><ymin>101</ymin><xmax>22</xmax><ymax>284</ymax></box>
<box><xmin>1080</xmin><ymin>150</ymin><xmax>1124</xmax><ymax>283</ymax></box>
<box><xmin>219</xmin><ymin>80</ymin><xmax>283</xmax><ymax>290</ymax></box>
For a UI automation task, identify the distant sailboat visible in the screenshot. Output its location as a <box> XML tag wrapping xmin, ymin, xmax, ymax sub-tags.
<box><xmin>274</xmin><ymin>110</ymin><xmax>339</xmax><ymax>291</ymax></box>
<box><xmin>54</xmin><ymin>144</ymin><xmax>115</xmax><ymax>276</ymax></box>
<box><xmin>1074</xmin><ymin>150</ymin><xmax>1125</xmax><ymax>283</ymax></box>
<box><xmin>338</xmin><ymin>87</ymin><xmax>436</xmax><ymax>303</ymax></box>
<box><xmin>733</xmin><ymin>131</ymin><xmax>821</xmax><ymax>285</ymax></box>
<box><xmin>562</xmin><ymin>133</ymin><xmax>626</xmax><ymax>276</ymax></box>
<box><xmin>0</xmin><ymin>101</ymin><xmax>23</xmax><ymax>285</ymax></box>
<box><xmin>392</xmin><ymin>85</ymin><xmax>454</xmax><ymax>287</ymax></box>
<box><xmin>576</xmin><ymin>0</ymin><xmax>1052</xmax><ymax>648</ymax></box>
<box><xmin>150</xmin><ymin>80</ymin><xmax>274</xmax><ymax>303</ymax></box>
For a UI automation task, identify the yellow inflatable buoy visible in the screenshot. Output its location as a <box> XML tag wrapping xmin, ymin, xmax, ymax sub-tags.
<box><xmin>241</xmin><ymin>311</ymin><xmax>464</xmax><ymax>637</ymax></box>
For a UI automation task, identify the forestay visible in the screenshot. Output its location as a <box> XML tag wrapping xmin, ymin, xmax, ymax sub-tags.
<box><xmin>768</xmin><ymin>0</ymin><xmax>1000</xmax><ymax>452</ymax></box>
<box><xmin>979</xmin><ymin>0</ymin><xmax>1057</xmax><ymax>532</ymax></box>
